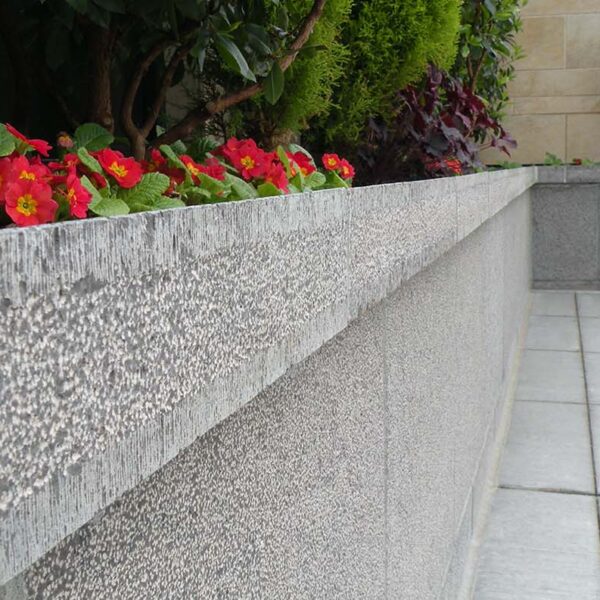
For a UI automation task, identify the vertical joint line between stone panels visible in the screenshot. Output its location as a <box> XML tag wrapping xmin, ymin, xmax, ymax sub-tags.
<box><xmin>381</xmin><ymin>297</ymin><xmax>391</xmax><ymax>600</ymax></box>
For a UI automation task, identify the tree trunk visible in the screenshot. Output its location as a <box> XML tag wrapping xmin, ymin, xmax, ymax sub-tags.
<box><xmin>88</xmin><ymin>26</ymin><xmax>115</xmax><ymax>132</ymax></box>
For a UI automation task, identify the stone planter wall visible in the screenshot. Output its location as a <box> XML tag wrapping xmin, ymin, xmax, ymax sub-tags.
<box><xmin>533</xmin><ymin>166</ymin><xmax>600</xmax><ymax>289</ymax></box>
<box><xmin>0</xmin><ymin>168</ymin><xmax>536</xmax><ymax>599</ymax></box>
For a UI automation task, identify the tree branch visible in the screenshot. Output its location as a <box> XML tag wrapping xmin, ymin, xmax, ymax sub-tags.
<box><xmin>121</xmin><ymin>37</ymin><xmax>172</xmax><ymax>156</ymax></box>
<box><xmin>140</xmin><ymin>41</ymin><xmax>194</xmax><ymax>138</ymax></box>
<box><xmin>153</xmin><ymin>0</ymin><xmax>327</xmax><ymax>148</ymax></box>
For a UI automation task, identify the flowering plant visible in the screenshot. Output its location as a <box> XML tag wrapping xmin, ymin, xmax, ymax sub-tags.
<box><xmin>0</xmin><ymin>123</ymin><xmax>354</xmax><ymax>228</ymax></box>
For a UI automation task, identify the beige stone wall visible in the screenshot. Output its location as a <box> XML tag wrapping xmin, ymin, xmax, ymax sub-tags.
<box><xmin>485</xmin><ymin>0</ymin><xmax>600</xmax><ymax>164</ymax></box>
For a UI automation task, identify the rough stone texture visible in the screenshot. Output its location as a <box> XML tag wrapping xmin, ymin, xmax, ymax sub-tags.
<box><xmin>532</xmin><ymin>182</ymin><xmax>600</xmax><ymax>288</ymax></box>
<box><xmin>1</xmin><ymin>190</ymin><xmax>531</xmax><ymax>600</ymax></box>
<box><xmin>0</xmin><ymin>171</ymin><xmax>534</xmax><ymax>595</ymax></box>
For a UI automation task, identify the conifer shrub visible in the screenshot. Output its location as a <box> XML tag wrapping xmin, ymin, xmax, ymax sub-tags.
<box><xmin>324</xmin><ymin>0</ymin><xmax>463</xmax><ymax>145</ymax></box>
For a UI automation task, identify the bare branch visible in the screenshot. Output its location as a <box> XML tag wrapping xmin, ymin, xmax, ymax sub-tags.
<box><xmin>121</xmin><ymin>37</ymin><xmax>172</xmax><ymax>150</ymax></box>
<box><xmin>153</xmin><ymin>0</ymin><xmax>327</xmax><ymax>148</ymax></box>
<box><xmin>140</xmin><ymin>41</ymin><xmax>194</xmax><ymax>138</ymax></box>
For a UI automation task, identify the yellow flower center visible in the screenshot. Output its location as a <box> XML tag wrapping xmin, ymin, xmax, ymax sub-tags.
<box><xmin>67</xmin><ymin>188</ymin><xmax>76</xmax><ymax>204</ymax></box>
<box><xmin>327</xmin><ymin>158</ymin><xmax>337</xmax><ymax>167</ymax></box>
<box><xmin>301</xmin><ymin>167</ymin><xmax>309</xmax><ymax>176</ymax></box>
<box><xmin>19</xmin><ymin>170</ymin><xmax>36</xmax><ymax>181</ymax></box>
<box><xmin>16</xmin><ymin>193</ymin><xmax>38</xmax><ymax>216</ymax></box>
<box><xmin>240</xmin><ymin>155</ymin><xmax>255</xmax><ymax>170</ymax></box>
<box><xmin>109</xmin><ymin>162</ymin><xmax>128</xmax><ymax>178</ymax></box>
<box><xmin>186</xmin><ymin>163</ymin><xmax>200</xmax><ymax>177</ymax></box>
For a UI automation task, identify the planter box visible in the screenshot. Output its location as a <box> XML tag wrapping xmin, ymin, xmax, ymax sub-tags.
<box><xmin>1</xmin><ymin>168</ymin><xmax>536</xmax><ymax>598</ymax></box>
<box><xmin>534</xmin><ymin>166</ymin><xmax>600</xmax><ymax>289</ymax></box>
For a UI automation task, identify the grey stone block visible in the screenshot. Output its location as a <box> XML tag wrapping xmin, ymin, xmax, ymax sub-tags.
<box><xmin>532</xmin><ymin>184</ymin><xmax>600</xmax><ymax>286</ymax></box>
<box><xmin>566</xmin><ymin>166</ymin><xmax>600</xmax><ymax>183</ymax></box>
<box><xmin>537</xmin><ymin>166</ymin><xmax>566</xmax><ymax>184</ymax></box>
<box><xmin>456</xmin><ymin>172</ymin><xmax>489</xmax><ymax>240</ymax></box>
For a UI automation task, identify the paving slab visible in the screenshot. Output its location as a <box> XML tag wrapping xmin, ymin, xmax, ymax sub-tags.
<box><xmin>474</xmin><ymin>489</ymin><xmax>600</xmax><ymax>599</ymax></box>
<box><xmin>586</xmin><ymin>405</ymin><xmax>600</xmax><ymax>491</ymax></box>
<box><xmin>524</xmin><ymin>316</ymin><xmax>580</xmax><ymax>352</ymax></box>
<box><xmin>583</xmin><ymin>353</ymin><xmax>600</xmax><ymax>404</ymax></box>
<box><xmin>580</xmin><ymin>317</ymin><xmax>600</xmax><ymax>353</ymax></box>
<box><xmin>531</xmin><ymin>291</ymin><xmax>576</xmax><ymax>317</ymax></box>
<box><xmin>515</xmin><ymin>349</ymin><xmax>585</xmax><ymax>404</ymax></box>
<box><xmin>577</xmin><ymin>292</ymin><xmax>600</xmax><ymax>318</ymax></box>
<box><xmin>499</xmin><ymin>401</ymin><xmax>594</xmax><ymax>493</ymax></box>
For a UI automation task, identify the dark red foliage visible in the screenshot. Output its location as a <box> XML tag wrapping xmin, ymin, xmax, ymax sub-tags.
<box><xmin>357</xmin><ymin>65</ymin><xmax>516</xmax><ymax>183</ymax></box>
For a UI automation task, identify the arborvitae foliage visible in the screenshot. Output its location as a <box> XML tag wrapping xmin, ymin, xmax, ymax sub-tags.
<box><xmin>232</xmin><ymin>0</ymin><xmax>352</xmax><ymax>146</ymax></box>
<box><xmin>324</xmin><ymin>0</ymin><xmax>462</xmax><ymax>145</ymax></box>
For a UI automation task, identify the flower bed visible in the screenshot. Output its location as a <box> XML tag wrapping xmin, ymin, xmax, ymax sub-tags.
<box><xmin>0</xmin><ymin>123</ymin><xmax>354</xmax><ymax>228</ymax></box>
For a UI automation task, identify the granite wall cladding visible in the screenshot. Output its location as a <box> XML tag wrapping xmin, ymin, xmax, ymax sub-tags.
<box><xmin>533</xmin><ymin>167</ymin><xmax>600</xmax><ymax>289</ymax></box>
<box><xmin>0</xmin><ymin>169</ymin><xmax>535</xmax><ymax>598</ymax></box>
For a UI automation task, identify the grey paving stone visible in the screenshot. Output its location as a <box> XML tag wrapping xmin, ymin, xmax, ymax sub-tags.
<box><xmin>515</xmin><ymin>350</ymin><xmax>585</xmax><ymax>404</ymax></box>
<box><xmin>587</xmin><ymin>406</ymin><xmax>600</xmax><ymax>491</ymax></box>
<box><xmin>577</xmin><ymin>292</ymin><xmax>600</xmax><ymax>318</ymax></box>
<box><xmin>474</xmin><ymin>546</ymin><xmax>600</xmax><ymax>600</ymax></box>
<box><xmin>583</xmin><ymin>353</ymin><xmax>600</xmax><ymax>404</ymax></box>
<box><xmin>531</xmin><ymin>291</ymin><xmax>576</xmax><ymax>316</ymax></box>
<box><xmin>580</xmin><ymin>317</ymin><xmax>600</xmax><ymax>353</ymax></box>
<box><xmin>499</xmin><ymin>402</ymin><xmax>594</xmax><ymax>493</ymax></box>
<box><xmin>524</xmin><ymin>316</ymin><xmax>580</xmax><ymax>351</ymax></box>
<box><xmin>474</xmin><ymin>489</ymin><xmax>600</xmax><ymax>599</ymax></box>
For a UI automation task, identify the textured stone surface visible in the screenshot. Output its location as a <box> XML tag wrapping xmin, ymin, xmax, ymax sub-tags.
<box><xmin>0</xmin><ymin>175</ymin><xmax>534</xmax><ymax>594</ymax></box>
<box><xmin>532</xmin><ymin>183</ymin><xmax>600</xmax><ymax>287</ymax></box>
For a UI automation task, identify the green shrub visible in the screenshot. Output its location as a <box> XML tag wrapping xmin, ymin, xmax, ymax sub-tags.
<box><xmin>453</xmin><ymin>0</ymin><xmax>525</xmax><ymax>121</ymax></box>
<box><xmin>274</xmin><ymin>0</ymin><xmax>353</xmax><ymax>132</ymax></box>
<box><xmin>231</xmin><ymin>0</ymin><xmax>352</xmax><ymax>146</ymax></box>
<box><xmin>325</xmin><ymin>0</ymin><xmax>462</xmax><ymax>145</ymax></box>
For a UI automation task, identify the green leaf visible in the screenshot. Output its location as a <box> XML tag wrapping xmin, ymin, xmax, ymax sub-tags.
<box><xmin>257</xmin><ymin>182</ymin><xmax>282</xmax><ymax>197</ymax></box>
<box><xmin>263</xmin><ymin>62</ymin><xmax>284</xmax><ymax>105</ymax></box>
<box><xmin>65</xmin><ymin>0</ymin><xmax>89</xmax><ymax>13</ymax></box>
<box><xmin>80</xmin><ymin>175</ymin><xmax>103</xmax><ymax>204</ymax></box>
<box><xmin>276</xmin><ymin>145</ymin><xmax>292</xmax><ymax>177</ymax></box>
<box><xmin>484</xmin><ymin>0</ymin><xmax>497</xmax><ymax>14</ymax></box>
<box><xmin>304</xmin><ymin>171</ymin><xmax>326</xmax><ymax>189</ymax></box>
<box><xmin>89</xmin><ymin>196</ymin><xmax>130</xmax><ymax>216</ymax></box>
<box><xmin>154</xmin><ymin>196</ymin><xmax>186</xmax><ymax>210</ymax></box>
<box><xmin>214</xmin><ymin>34</ymin><xmax>257</xmax><ymax>82</ymax></box>
<box><xmin>184</xmin><ymin>187</ymin><xmax>212</xmax><ymax>204</ymax></box>
<box><xmin>92</xmin><ymin>0</ymin><xmax>125</xmax><ymax>12</ymax></box>
<box><xmin>325</xmin><ymin>171</ymin><xmax>349</xmax><ymax>189</ymax></box>
<box><xmin>226</xmin><ymin>173</ymin><xmax>258</xmax><ymax>199</ymax></box>
<box><xmin>82</xmin><ymin>175</ymin><xmax>129</xmax><ymax>216</ymax></box>
<box><xmin>159</xmin><ymin>144</ymin><xmax>186</xmax><ymax>168</ymax></box>
<box><xmin>74</xmin><ymin>123</ymin><xmax>114</xmax><ymax>151</ymax></box>
<box><xmin>171</xmin><ymin>139</ymin><xmax>187</xmax><ymax>155</ymax></box>
<box><xmin>198</xmin><ymin>173</ymin><xmax>230</xmax><ymax>197</ymax></box>
<box><xmin>120</xmin><ymin>172</ymin><xmax>170</xmax><ymax>206</ymax></box>
<box><xmin>77</xmin><ymin>147</ymin><xmax>103</xmax><ymax>173</ymax></box>
<box><xmin>0</xmin><ymin>124</ymin><xmax>16</xmax><ymax>157</ymax></box>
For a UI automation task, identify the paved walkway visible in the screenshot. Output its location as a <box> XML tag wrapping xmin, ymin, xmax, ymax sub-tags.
<box><xmin>474</xmin><ymin>291</ymin><xmax>600</xmax><ymax>599</ymax></box>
